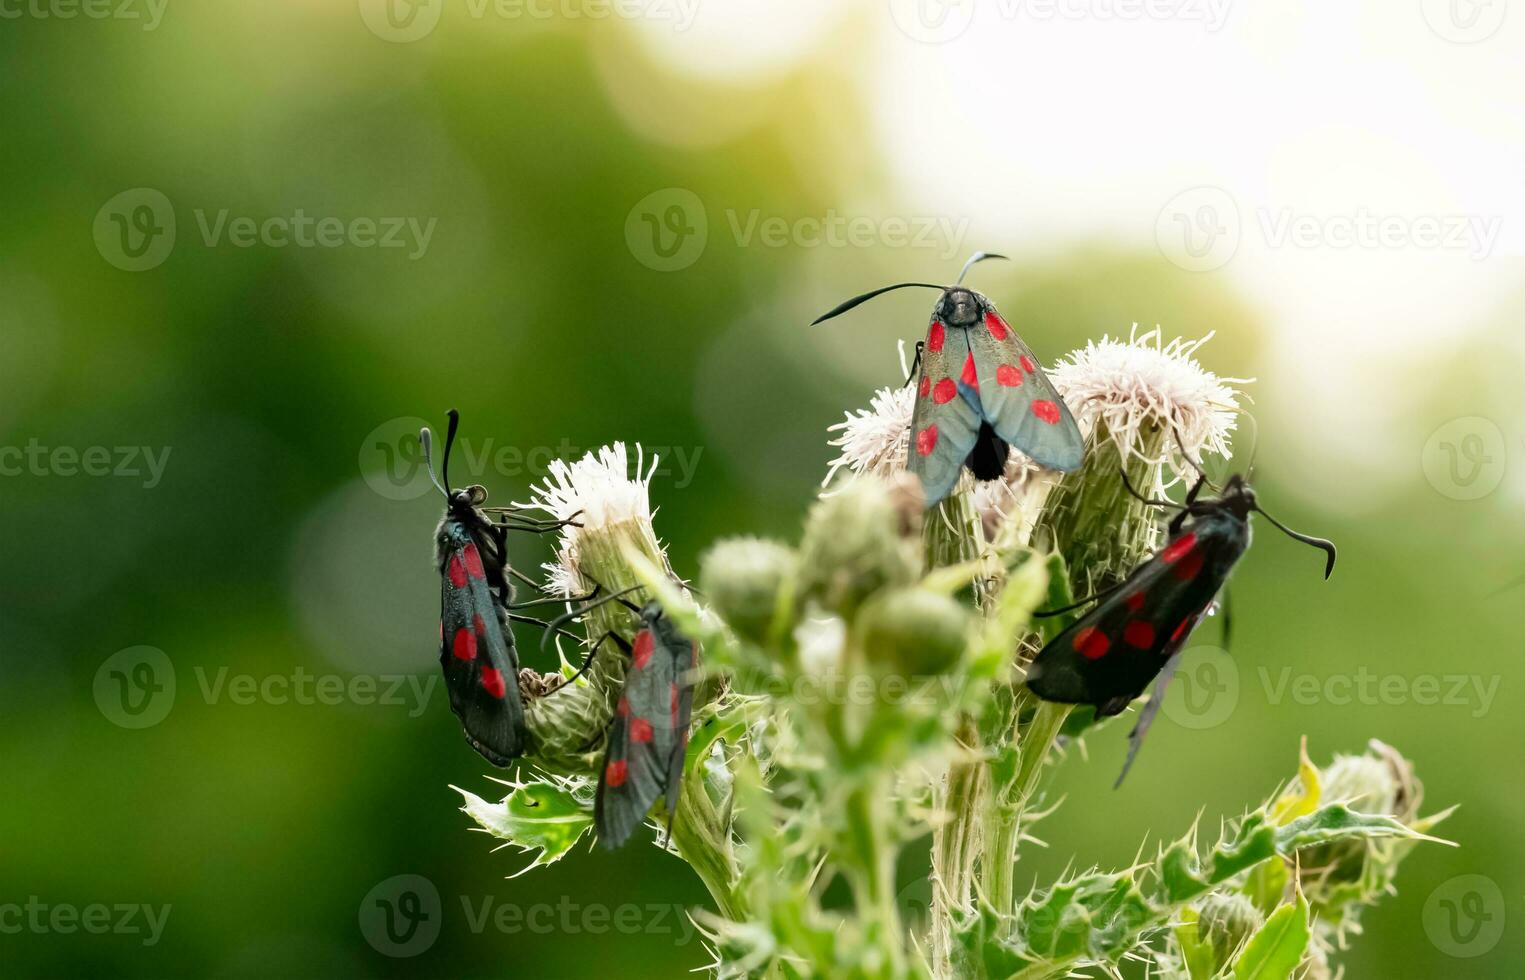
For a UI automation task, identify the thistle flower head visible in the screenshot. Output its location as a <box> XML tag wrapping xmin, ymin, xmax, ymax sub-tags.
<box><xmin>520</xmin><ymin>442</ymin><xmax>661</xmax><ymax>595</ymax></box>
<box><xmin>1047</xmin><ymin>325</ymin><xmax>1249</xmax><ymax>488</ymax></box>
<box><xmin>823</xmin><ymin>381</ymin><xmax>915</xmax><ymax>486</ymax></box>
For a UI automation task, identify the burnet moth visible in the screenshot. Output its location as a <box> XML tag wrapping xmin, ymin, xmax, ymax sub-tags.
<box><xmin>1025</xmin><ymin>470</ymin><xmax>1337</xmax><ymax>786</ymax></box>
<box><xmin>813</xmin><ymin>253</ymin><xmax>1085</xmax><ymax>505</ymax></box>
<box><xmin>422</xmin><ymin>410</ymin><xmax>584</xmax><ymax>767</ymax></box>
<box><xmin>545</xmin><ymin>591</ymin><xmax>700</xmax><ymax>849</ymax></box>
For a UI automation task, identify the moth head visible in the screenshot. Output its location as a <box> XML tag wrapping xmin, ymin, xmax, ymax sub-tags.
<box><xmin>450</xmin><ymin>485</ymin><xmax>489</xmax><ymax>511</ymax></box>
<box><xmin>937</xmin><ymin>287</ymin><xmax>983</xmax><ymax>328</ymax></box>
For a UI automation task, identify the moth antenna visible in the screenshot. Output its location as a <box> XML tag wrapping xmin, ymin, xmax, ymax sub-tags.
<box><xmin>1254</xmin><ymin>506</ymin><xmax>1337</xmax><ymax>579</ymax></box>
<box><xmin>1170</xmin><ymin>424</ymin><xmax>1218</xmax><ymax>491</ymax></box>
<box><xmin>1118</xmin><ymin>466</ymin><xmax>1184</xmax><ymax>510</ymax></box>
<box><xmin>810</xmin><ymin>282</ymin><xmax>947</xmax><ymax>326</ymax></box>
<box><xmin>419</xmin><ymin>426</ymin><xmax>448</xmax><ymax>499</ymax></box>
<box><xmin>441</xmin><ymin>409</ymin><xmax>461</xmax><ymax>494</ymax></box>
<box><xmin>538</xmin><ymin>586</ymin><xmax>645</xmax><ymax>654</ymax></box>
<box><xmin>956</xmin><ymin>251</ymin><xmax>1008</xmax><ymax>286</ymax></box>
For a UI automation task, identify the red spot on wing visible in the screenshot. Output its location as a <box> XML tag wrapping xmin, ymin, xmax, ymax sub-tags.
<box><xmin>916</xmin><ymin>425</ymin><xmax>939</xmax><ymax>456</ymax></box>
<box><xmin>1171</xmin><ymin>617</ymin><xmax>1196</xmax><ymax>643</ymax></box>
<box><xmin>919</xmin><ymin>375</ymin><xmax>931</xmax><ymax>398</ymax></box>
<box><xmin>452</xmin><ymin>628</ymin><xmax>477</xmax><ymax>661</ymax></box>
<box><xmin>448</xmin><ymin>552</ymin><xmax>467</xmax><ymax>588</ymax></box>
<box><xmin>670</xmin><ymin>683</ymin><xmax>680</xmax><ymax>721</ymax></box>
<box><xmin>1172</xmin><ymin>549</ymin><xmax>1205</xmax><ymax>581</ymax></box>
<box><xmin>1031</xmin><ymin>400</ymin><xmax>1061</xmax><ymax>425</ymax></box>
<box><xmin>996</xmin><ymin>364</ymin><xmax>1023</xmax><ymax>387</ymax></box>
<box><xmin>632</xmin><ymin>630</ymin><xmax>655</xmax><ymax>669</ymax></box>
<box><xmin>604</xmin><ymin>760</ymin><xmax>628</xmax><ymax>788</ymax></box>
<box><xmin>630</xmin><ymin>717</ymin><xmax>654</xmax><ymax>743</ymax></box>
<box><xmin>617</xmin><ymin>697</ymin><xmax>630</xmax><ymax>716</ymax></box>
<box><xmin>960</xmin><ymin>352</ymin><xmax>979</xmax><ymax>386</ymax></box>
<box><xmin>933</xmin><ymin>378</ymin><xmax>957</xmax><ymax>404</ymax></box>
<box><xmin>462</xmin><ymin>543</ymin><xmax>486</xmax><ymax>579</ymax></box>
<box><xmin>1125</xmin><ymin>592</ymin><xmax>1146</xmax><ymax>612</ymax></box>
<box><xmin>1020</xmin><ymin>354</ymin><xmax>1038</xmax><ymax>374</ymax></box>
<box><xmin>1123</xmin><ymin>621</ymin><xmax>1156</xmax><ymax>648</ymax></box>
<box><xmin>473</xmin><ymin>614</ymin><xmax>486</xmax><ymax>637</ymax></box>
<box><xmin>1161</xmin><ymin>532</ymin><xmax>1197</xmax><ymax>563</ymax></box>
<box><xmin>985</xmin><ymin>311</ymin><xmax>1009</xmax><ymax>340</ymax></box>
<box><xmin>927</xmin><ymin>321</ymin><xmax>945</xmax><ymax>352</ymax></box>
<box><xmin>480</xmin><ymin>666</ymin><xmax>506</xmax><ymax>698</ymax></box>
<box><xmin>1073</xmin><ymin>626</ymin><xmax>1110</xmax><ymax>660</ymax></box>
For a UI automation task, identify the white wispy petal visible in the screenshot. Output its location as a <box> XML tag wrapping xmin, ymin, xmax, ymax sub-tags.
<box><xmin>1048</xmin><ymin>325</ymin><xmax>1250</xmax><ymax>487</ymax></box>
<box><xmin>519</xmin><ymin>443</ymin><xmax>658</xmax><ymax>595</ymax></box>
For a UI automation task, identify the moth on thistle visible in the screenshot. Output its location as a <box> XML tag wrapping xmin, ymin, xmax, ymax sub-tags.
<box><xmin>544</xmin><ymin>590</ymin><xmax>700</xmax><ymax>850</ymax></box>
<box><xmin>422</xmin><ymin>410</ymin><xmax>586</xmax><ymax>767</ymax></box>
<box><xmin>1026</xmin><ymin>470</ymin><xmax>1337</xmax><ymax>786</ymax></box>
<box><xmin>813</xmin><ymin>253</ymin><xmax>1085</xmax><ymax>505</ymax></box>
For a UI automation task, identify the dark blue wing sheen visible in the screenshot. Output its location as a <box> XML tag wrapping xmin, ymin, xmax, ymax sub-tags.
<box><xmin>966</xmin><ymin>302</ymin><xmax>1084</xmax><ymax>472</ymax></box>
<box><xmin>596</xmin><ymin>606</ymin><xmax>699</xmax><ymax>849</ymax></box>
<box><xmin>908</xmin><ymin>314</ymin><xmax>983</xmax><ymax>505</ymax></box>
<box><xmin>1026</xmin><ymin>510</ymin><xmax>1248</xmax><ymax>714</ymax></box>
<box><xmin>437</xmin><ymin>517</ymin><xmax>526</xmax><ymax>765</ymax></box>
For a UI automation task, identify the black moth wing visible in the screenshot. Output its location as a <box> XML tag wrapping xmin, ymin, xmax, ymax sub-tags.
<box><xmin>907</xmin><ymin>313</ymin><xmax>985</xmax><ymax>505</ymax></box>
<box><xmin>596</xmin><ymin>607</ymin><xmax>699</xmax><ymax>849</ymax></box>
<box><xmin>1026</xmin><ymin>509</ymin><xmax>1249</xmax><ymax>714</ymax></box>
<box><xmin>437</xmin><ymin>515</ymin><xmax>526</xmax><ymax>766</ymax></box>
<box><xmin>965</xmin><ymin>302</ymin><xmax>1085</xmax><ymax>472</ymax></box>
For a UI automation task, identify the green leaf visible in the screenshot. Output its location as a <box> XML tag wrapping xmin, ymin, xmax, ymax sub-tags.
<box><xmin>455</xmin><ymin>775</ymin><xmax>593</xmax><ymax>875</ymax></box>
<box><xmin>1173</xmin><ymin>907</ymin><xmax>1217</xmax><ymax>980</ymax></box>
<box><xmin>1231</xmin><ymin>892</ymin><xmax>1310</xmax><ymax>980</ymax></box>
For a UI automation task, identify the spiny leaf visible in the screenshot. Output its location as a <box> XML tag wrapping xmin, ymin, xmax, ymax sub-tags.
<box><xmin>1231</xmin><ymin>891</ymin><xmax>1310</xmax><ymax>980</ymax></box>
<box><xmin>455</xmin><ymin>776</ymin><xmax>593</xmax><ymax>876</ymax></box>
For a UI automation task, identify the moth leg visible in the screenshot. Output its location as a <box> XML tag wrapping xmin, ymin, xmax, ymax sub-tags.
<box><xmin>552</xmin><ymin>630</ymin><xmax>632</xmax><ymax>689</ymax></box>
<box><xmin>1119</xmin><ymin>467</ymin><xmax>1184</xmax><ymax>510</ymax></box>
<box><xmin>1033</xmin><ymin>580</ymin><xmax>1126</xmax><ymax>619</ymax></box>
<box><xmin>1114</xmin><ymin>652</ymin><xmax>1184</xmax><ymax>789</ymax></box>
<box><xmin>507</xmin><ymin>589</ymin><xmax>599</xmax><ymax>610</ymax></box>
<box><xmin>902</xmin><ymin>341</ymin><xmax>926</xmax><ymax>388</ymax></box>
<box><xmin>507</xmin><ymin>613</ymin><xmax>582</xmax><ymax>644</ymax></box>
<box><xmin>1216</xmin><ymin>586</ymin><xmax>1232</xmax><ymax>653</ymax></box>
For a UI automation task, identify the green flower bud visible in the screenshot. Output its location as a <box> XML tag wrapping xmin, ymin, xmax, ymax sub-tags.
<box><xmin>1194</xmin><ymin>892</ymin><xmax>1264</xmax><ymax>969</ymax></box>
<box><xmin>799</xmin><ymin>477</ymin><xmax>921</xmax><ymax>618</ymax></box>
<box><xmin>701</xmin><ymin>537</ymin><xmax>797</xmax><ymax>644</ymax></box>
<box><xmin>858</xmin><ymin>587</ymin><xmax>970</xmax><ymax>677</ymax></box>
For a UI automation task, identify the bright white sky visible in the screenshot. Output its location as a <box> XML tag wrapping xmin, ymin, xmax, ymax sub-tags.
<box><xmin>620</xmin><ymin>0</ymin><xmax>1524</xmax><ymax>505</ymax></box>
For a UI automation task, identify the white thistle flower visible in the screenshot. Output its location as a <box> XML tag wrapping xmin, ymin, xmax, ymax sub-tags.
<box><xmin>823</xmin><ymin>382</ymin><xmax>915</xmax><ymax>487</ymax></box>
<box><xmin>1048</xmin><ymin>325</ymin><xmax>1249</xmax><ymax>487</ymax></box>
<box><xmin>519</xmin><ymin>442</ymin><xmax>660</xmax><ymax>595</ymax></box>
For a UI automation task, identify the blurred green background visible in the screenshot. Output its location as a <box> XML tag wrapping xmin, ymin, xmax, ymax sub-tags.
<box><xmin>2</xmin><ymin>2</ymin><xmax>1522</xmax><ymax>977</ymax></box>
